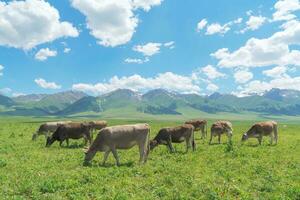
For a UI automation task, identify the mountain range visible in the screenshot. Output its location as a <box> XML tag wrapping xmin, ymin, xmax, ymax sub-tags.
<box><xmin>0</xmin><ymin>88</ymin><xmax>300</xmax><ymax>118</ymax></box>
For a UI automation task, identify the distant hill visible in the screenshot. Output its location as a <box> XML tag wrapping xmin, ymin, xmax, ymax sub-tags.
<box><xmin>0</xmin><ymin>94</ymin><xmax>15</xmax><ymax>107</ymax></box>
<box><xmin>1</xmin><ymin>88</ymin><xmax>300</xmax><ymax>117</ymax></box>
<box><xmin>13</xmin><ymin>94</ymin><xmax>47</xmax><ymax>103</ymax></box>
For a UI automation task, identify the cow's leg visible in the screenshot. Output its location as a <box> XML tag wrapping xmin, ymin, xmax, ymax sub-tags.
<box><xmin>66</xmin><ymin>138</ymin><xmax>69</xmax><ymax>147</ymax></box>
<box><xmin>138</xmin><ymin>143</ymin><xmax>145</xmax><ymax>164</ymax></box>
<box><xmin>269</xmin><ymin>132</ymin><xmax>274</xmax><ymax>145</ymax></box>
<box><xmin>258</xmin><ymin>135</ymin><xmax>263</xmax><ymax>145</ymax></box>
<box><xmin>201</xmin><ymin>127</ymin><xmax>205</xmax><ymax>139</ymax></box>
<box><xmin>218</xmin><ymin>134</ymin><xmax>221</xmax><ymax>144</ymax></box>
<box><xmin>111</xmin><ymin>148</ymin><xmax>120</xmax><ymax>166</ymax></box>
<box><xmin>167</xmin><ymin>140</ymin><xmax>175</xmax><ymax>153</ymax></box>
<box><xmin>102</xmin><ymin>151</ymin><xmax>110</xmax><ymax>165</ymax></box>
<box><xmin>59</xmin><ymin>139</ymin><xmax>63</xmax><ymax>147</ymax></box>
<box><xmin>185</xmin><ymin>137</ymin><xmax>191</xmax><ymax>153</ymax></box>
<box><xmin>209</xmin><ymin>132</ymin><xmax>213</xmax><ymax>145</ymax></box>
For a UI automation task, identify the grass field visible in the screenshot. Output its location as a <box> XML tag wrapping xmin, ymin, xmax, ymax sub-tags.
<box><xmin>0</xmin><ymin>118</ymin><xmax>299</xmax><ymax>199</ymax></box>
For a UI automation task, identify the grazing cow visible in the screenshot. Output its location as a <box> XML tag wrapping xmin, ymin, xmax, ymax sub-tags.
<box><xmin>150</xmin><ymin>124</ymin><xmax>195</xmax><ymax>153</ymax></box>
<box><xmin>185</xmin><ymin>119</ymin><xmax>207</xmax><ymax>139</ymax></box>
<box><xmin>84</xmin><ymin>124</ymin><xmax>150</xmax><ymax>166</ymax></box>
<box><xmin>46</xmin><ymin>122</ymin><xmax>92</xmax><ymax>147</ymax></box>
<box><xmin>242</xmin><ymin>121</ymin><xmax>278</xmax><ymax>145</ymax></box>
<box><xmin>32</xmin><ymin>121</ymin><xmax>72</xmax><ymax>140</ymax></box>
<box><xmin>88</xmin><ymin>120</ymin><xmax>107</xmax><ymax>132</ymax></box>
<box><xmin>209</xmin><ymin>121</ymin><xmax>233</xmax><ymax>144</ymax></box>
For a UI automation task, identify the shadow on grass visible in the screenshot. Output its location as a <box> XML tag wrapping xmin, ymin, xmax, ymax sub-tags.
<box><xmin>83</xmin><ymin>161</ymin><xmax>135</xmax><ymax>168</ymax></box>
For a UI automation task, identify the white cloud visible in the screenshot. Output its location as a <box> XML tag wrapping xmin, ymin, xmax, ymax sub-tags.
<box><xmin>35</xmin><ymin>48</ymin><xmax>57</xmax><ymax>61</ymax></box>
<box><xmin>0</xmin><ymin>64</ymin><xmax>3</xmax><ymax>76</ymax></box>
<box><xmin>197</xmin><ymin>19</ymin><xmax>208</xmax><ymax>32</ymax></box>
<box><xmin>206</xmin><ymin>83</ymin><xmax>219</xmax><ymax>91</ymax></box>
<box><xmin>273</xmin><ymin>0</ymin><xmax>300</xmax><ymax>21</ymax></box>
<box><xmin>72</xmin><ymin>72</ymin><xmax>200</xmax><ymax>95</ymax></box>
<box><xmin>201</xmin><ymin>65</ymin><xmax>225</xmax><ymax>80</ymax></box>
<box><xmin>124</xmin><ymin>57</ymin><xmax>149</xmax><ymax>64</ymax></box>
<box><xmin>64</xmin><ymin>48</ymin><xmax>71</xmax><ymax>53</ymax></box>
<box><xmin>34</xmin><ymin>78</ymin><xmax>61</xmax><ymax>89</ymax></box>
<box><xmin>263</xmin><ymin>66</ymin><xmax>288</xmax><ymax>78</ymax></box>
<box><xmin>164</xmin><ymin>41</ymin><xmax>175</xmax><ymax>49</ymax></box>
<box><xmin>0</xmin><ymin>87</ymin><xmax>11</xmax><ymax>95</ymax></box>
<box><xmin>206</xmin><ymin>23</ymin><xmax>230</xmax><ymax>35</ymax></box>
<box><xmin>236</xmin><ymin>75</ymin><xmax>300</xmax><ymax>96</ymax></box>
<box><xmin>0</xmin><ymin>0</ymin><xmax>78</xmax><ymax>50</ymax></box>
<box><xmin>212</xmin><ymin>19</ymin><xmax>300</xmax><ymax>68</ymax></box>
<box><xmin>234</xmin><ymin>70</ymin><xmax>253</xmax><ymax>83</ymax></box>
<box><xmin>132</xmin><ymin>0</ymin><xmax>163</xmax><ymax>11</ymax></box>
<box><xmin>133</xmin><ymin>42</ymin><xmax>162</xmax><ymax>56</ymax></box>
<box><xmin>71</xmin><ymin>0</ymin><xmax>162</xmax><ymax>47</ymax></box>
<box><xmin>241</xmin><ymin>15</ymin><xmax>267</xmax><ymax>33</ymax></box>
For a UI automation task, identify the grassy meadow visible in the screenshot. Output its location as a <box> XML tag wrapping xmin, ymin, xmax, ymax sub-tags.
<box><xmin>0</xmin><ymin>117</ymin><xmax>299</xmax><ymax>199</ymax></box>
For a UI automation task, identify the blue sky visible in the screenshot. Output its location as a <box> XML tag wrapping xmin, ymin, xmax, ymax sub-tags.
<box><xmin>0</xmin><ymin>0</ymin><xmax>300</xmax><ymax>96</ymax></box>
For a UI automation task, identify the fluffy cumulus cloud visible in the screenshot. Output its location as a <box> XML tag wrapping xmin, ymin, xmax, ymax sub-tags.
<box><xmin>197</xmin><ymin>18</ymin><xmax>242</xmax><ymax>35</ymax></box>
<box><xmin>35</xmin><ymin>48</ymin><xmax>57</xmax><ymax>61</ymax></box>
<box><xmin>236</xmin><ymin>75</ymin><xmax>300</xmax><ymax>96</ymax></box>
<box><xmin>133</xmin><ymin>42</ymin><xmax>162</xmax><ymax>56</ymax></box>
<box><xmin>0</xmin><ymin>64</ymin><xmax>3</xmax><ymax>76</ymax></box>
<box><xmin>197</xmin><ymin>19</ymin><xmax>208</xmax><ymax>32</ymax></box>
<box><xmin>201</xmin><ymin>65</ymin><xmax>225</xmax><ymax>80</ymax></box>
<box><xmin>241</xmin><ymin>15</ymin><xmax>267</xmax><ymax>33</ymax></box>
<box><xmin>71</xmin><ymin>0</ymin><xmax>162</xmax><ymax>47</ymax></box>
<box><xmin>132</xmin><ymin>0</ymin><xmax>163</xmax><ymax>11</ymax></box>
<box><xmin>211</xmin><ymin>19</ymin><xmax>300</xmax><ymax>68</ymax></box>
<box><xmin>0</xmin><ymin>0</ymin><xmax>78</xmax><ymax>50</ymax></box>
<box><xmin>263</xmin><ymin>66</ymin><xmax>288</xmax><ymax>78</ymax></box>
<box><xmin>72</xmin><ymin>72</ymin><xmax>200</xmax><ymax>95</ymax></box>
<box><xmin>129</xmin><ymin>41</ymin><xmax>174</xmax><ymax>62</ymax></box>
<box><xmin>206</xmin><ymin>83</ymin><xmax>219</xmax><ymax>91</ymax></box>
<box><xmin>206</xmin><ymin>23</ymin><xmax>230</xmax><ymax>35</ymax></box>
<box><xmin>34</xmin><ymin>78</ymin><xmax>61</xmax><ymax>89</ymax></box>
<box><xmin>234</xmin><ymin>69</ymin><xmax>253</xmax><ymax>84</ymax></box>
<box><xmin>273</xmin><ymin>0</ymin><xmax>300</xmax><ymax>21</ymax></box>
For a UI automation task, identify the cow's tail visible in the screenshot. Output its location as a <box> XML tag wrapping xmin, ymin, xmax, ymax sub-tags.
<box><xmin>205</xmin><ymin>121</ymin><xmax>208</xmax><ymax>138</ymax></box>
<box><xmin>273</xmin><ymin>122</ymin><xmax>278</xmax><ymax>144</ymax></box>
<box><xmin>191</xmin><ymin>126</ymin><xmax>196</xmax><ymax>151</ymax></box>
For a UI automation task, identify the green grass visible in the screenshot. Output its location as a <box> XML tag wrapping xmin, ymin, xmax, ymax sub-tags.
<box><xmin>0</xmin><ymin>118</ymin><xmax>299</xmax><ymax>199</ymax></box>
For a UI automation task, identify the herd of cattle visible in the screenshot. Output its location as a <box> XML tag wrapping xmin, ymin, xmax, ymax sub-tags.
<box><xmin>32</xmin><ymin>120</ymin><xmax>278</xmax><ymax>166</ymax></box>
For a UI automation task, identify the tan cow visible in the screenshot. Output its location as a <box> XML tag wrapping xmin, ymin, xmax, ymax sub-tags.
<box><xmin>209</xmin><ymin>121</ymin><xmax>233</xmax><ymax>144</ymax></box>
<box><xmin>185</xmin><ymin>119</ymin><xmax>207</xmax><ymax>139</ymax></box>
<box><xmin>84</xmin><ymin>124</ymin><xmax>150</xmax><ymax>166</ymax></box>
<box><xmin>242</xmin><ymin>121</ymin><xmax>278</xmax><ymax>145</ymax></box>
<box><xmin>46</xmin><ymin>122</ymin><xmax>92</xmax><ymax>147</ymax></box>
<box><xmin>32</xmin><ymin>121</ymin><xmax>72</xmax><ymax>140</ymax></box>
<box><xmin>150</xmin><ymin>124</ymin><xmax>195</xmax><ymax>153</ymax></box>
<box><xmin>88</xmin><ymin>120</ymin><xmax>107</xmax><ymax>133</ymax></box>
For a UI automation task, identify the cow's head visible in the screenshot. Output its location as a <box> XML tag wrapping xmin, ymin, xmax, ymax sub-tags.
<box><xmin>32</xmin><ymin>133</ymin><xmax>38</xmax><ymax>140</ymax></box>
<box><xmin>149</xmin><ymin>140</ymin><xmax>158</xmax><ymax>150</ymax></box>
<box><xmin>46</xmin><ymin>136</ymin><xmax>56</xmax><ymax>147</ymax></box>
<box><xmin>83</xmin><ymin>148</ymin><xmax>96</xmax><ymax>165</ymax></box>
<box><xmin>241</xmin><ymin>133</ymin><xmax>248</xmax><ymax>142</ymax></box>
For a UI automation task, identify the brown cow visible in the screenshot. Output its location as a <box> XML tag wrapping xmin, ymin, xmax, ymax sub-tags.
<box><xmin>185</xmin><ymin>119</ymin><xmax>207</xmax><ymax>139</ymax></box>
<box><xmin>46</xmin><ymin>122</ymin><xmax>92</xmax><ymax>147</ymax></box>
<box><xmin>84</xmin><ymin>124</ymin><xmax>150</xmax><ymax>166</ymax></box>
<box><xmin>32</xmin><ymin>121</ymin><xmax>72</xmax><ymax>140</ymax></box>
<box><xmin>242</xmin><ymin>121</ymin><xmax>278</xmax><ymax>145</ymax></box>
<box><xmin>150</xmin><ymin>124</ymin><xmax>195</xmax><ymax>153</ymax></box>
<box><xmin>209</xmin><ymin>121</ymin><xmax>233</xmax><ymax>144</ymax></box>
